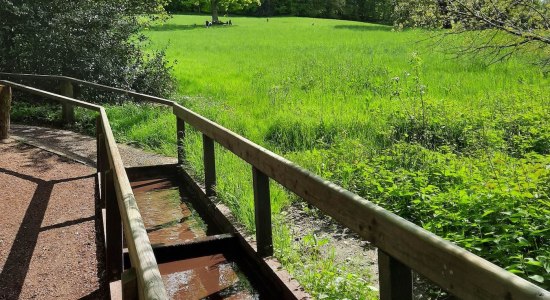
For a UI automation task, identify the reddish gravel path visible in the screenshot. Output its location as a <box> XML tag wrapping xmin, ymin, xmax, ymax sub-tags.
<box><xmin>0</xmin><ymin>140</ymin><xmax>106</xmax><ymax>299</ymax></box>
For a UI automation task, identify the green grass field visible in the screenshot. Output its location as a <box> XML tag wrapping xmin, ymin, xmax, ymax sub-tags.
<box><xmin>90</xmin><ymin>15</ymin><xmax>550</xmax><ymax>297</ymax></box>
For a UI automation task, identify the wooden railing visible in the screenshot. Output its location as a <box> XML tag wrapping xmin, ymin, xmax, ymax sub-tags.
<box><xmin>0</xmin><ymin>79</ymin><xmax>167</xmax><ymax>300</ymax></box>
<box><xmin>1</xmin><ymin>72</ymin><xmax>549</xmax><ymax>300</ymax></box>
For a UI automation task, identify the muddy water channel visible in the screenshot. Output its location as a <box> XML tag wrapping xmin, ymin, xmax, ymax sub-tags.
<box><xmin>131</xmin><ymin>176</ymin><xmax>259</xmax><ymax>299</ymax></box>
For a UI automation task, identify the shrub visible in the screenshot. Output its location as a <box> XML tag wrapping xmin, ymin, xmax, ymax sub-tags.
<box><xmin>0</xmin><ymin>0</ymin><xmax>175</xmax><ymax>101</ymax></box>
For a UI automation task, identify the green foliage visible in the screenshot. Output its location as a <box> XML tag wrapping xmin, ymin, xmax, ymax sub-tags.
<box><xmin>0</xmin><ymin>0</ymin><xmax>175</xmax><ymax>100</ymax></box>
<box><xmin>142</xmin><ymin>16</ymin><xmax>550</xmax><ymax>290</ymax></box>
<box><xmin>293</xmin><ymin>140</ymin><xmax>550</xmax><ymax>288</ymax></box>
<box><xmin>14</xmin><ymin>16</ymin><xmax>548</xmax><ymax>296</ymax></box>
<box><xmin>276</xmin><ymin>231</ymin><xmax>377</xmax><ymax>299</ymax></box>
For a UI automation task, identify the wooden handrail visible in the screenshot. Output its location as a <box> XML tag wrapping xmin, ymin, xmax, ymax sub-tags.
<box><xmin>99</xmin><ymin>108</ymin><xmax>167</xmax><ymax>299</ymax></box>
<box><xmin>0</xmin><ymin>72</ymin><xmax>173</xmax><ymax>105</ymax></box>
<box><xmin>1</xmin><ymin>72</ymin><xmax>549</xmax><ymax>299</ymax></box>
<box><xmin>0</xmin><ymin>80</ymin><xmax>102</xmax><ymax>111</ymax></box>
<box><xmin>0</xmin><ymin>79</ymin><xmax>167</xmax><ymax>299</ymax></box>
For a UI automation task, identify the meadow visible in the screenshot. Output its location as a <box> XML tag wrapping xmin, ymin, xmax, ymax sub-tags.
<box><xmin>137</xmin><ymin>15</ymin><xmax>549</xmax><ymax>296</ymax></box>
<box><xmin>14</xmin><ymin>14</ymin><xmax>549</xmax><ymax>298</ymax></box>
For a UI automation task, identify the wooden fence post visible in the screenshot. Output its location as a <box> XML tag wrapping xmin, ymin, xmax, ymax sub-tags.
<box><xmin>252</xmin><ymin>166</ymin><xmax>273</xmax><ymax>257</ymax></box>
<box><xmin>378</xmin><ymin>250</ymin><xmax>413</xmax><ymax>300</ymax></box>
<box><xmin>96</xmin><ymin>116</ymin><xmax>108</xmax><ymax>208</ymax></box>
<box><xmin>60</xmin><ymin>80</ymin><xmax>74</xmax><ymax>124</ymax></box>
<box><xmin>0</xmin><ymin>85</ymin><xmax>12</xmax><ymax>140</ymax></box>
<box><xmin>203</xmin><ymin>134</ymin><xmax>216</xmax><ymax>197</ymax></box>
<box><xmin>106</xmin><ymin>169</ymin><xmax>123</xmax><ymax>282</ymax></box>
<box><xmin>177</xmin><ymin>117</ymin><xmax>185</xmax><ymax>164</ymax></box>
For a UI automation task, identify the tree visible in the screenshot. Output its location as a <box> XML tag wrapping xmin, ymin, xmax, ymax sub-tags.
<box><xmin>445</xmin><ymin>0</ymin><xmax>550</xmax><ymax>66</ymax></box>
<box><xmin>0</xmin><ymin>0</ymin><xmax>174</xmax><ymax>100</ymax></box>
<box><xmin>168</xmin><ymin>0</ymin><xmax>259</xmax><ymax>22</ymax></box>
<box><xmin>394</xmin><ymin>0</ymin><xmax>550</xmax><ymax>68</ymax></box>
<box><xmin>211</xmin><ymin>0</ymin><xmax>260</xmax><ymax>22</ymax></box>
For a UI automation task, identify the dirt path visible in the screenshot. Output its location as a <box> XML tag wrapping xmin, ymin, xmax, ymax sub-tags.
<box><xmin>0</xmin><ymin>141</ymin><xmax>106</xmax><ymax>299</ymax></box>
<box><xmin>10</xmin><ymin>124</ymin><xmax>177</xmax><ymax>168</ymax></box>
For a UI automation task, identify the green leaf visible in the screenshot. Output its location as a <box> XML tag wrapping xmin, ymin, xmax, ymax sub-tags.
<box><xmin>528</xmin><ymin>275</ymin><xmax>544</xmax><ymax>283</ymax></box>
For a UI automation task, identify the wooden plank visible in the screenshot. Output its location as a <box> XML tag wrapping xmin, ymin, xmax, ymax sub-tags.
<box><xmin>202</xmin><ymin>134</ymin><xmax>216</xmax><ymax>197</ymax></box>
<box><xmin>122</xmin><ymin>268</ymin><xmax>138</xmax><ymax>300</ymax></box>
<box><xmin>0</xmin><ymin>80</ymin><xmax>101</xmax><ymax>111</ymax></box>
<box><xmin>0</xmin><ymin>85</ymin><xmax>12</xmax><ymax>140</ymax></box>
<box><xmin>100</xmin><ymin>109</ymin><xmax>167</xmax><ymax>299</ymax></box>
<box><xmin>60</xmin><ymin>80</ymin><xmax>75</xmax><ymax>123</ymax></box>
<box><xmin>177</xmin><ymin>168</ymin><xmax>304</xmax><ymax>300</ymax></box>
<box><xmin>0</xmin><ymin>72</ymin><xmax>173</xmax><ymax>105</ymax></box>
<box><xmin>125</xmin><ymin>234</ymin><xmax>237</xmax><ymax>266</ymax></box>
<box><xmin>106</xmin><ymin>169</ymin><xmax>123</xmax><ymax>282</ymax></box>
<box><xmin>173</xmin><ymin>103</ymin><xmax>550</xmax><ymax>300</ymax></box>
<box><xmin>378</xmin><ymin>250</ymin><xmax>412</xmax><ymax>300</ymax></box>
<box><xmin>176</xmin><ymin>117</ymin><xmax>185</xmax><ymax>164</ymax></box>
<box><xmin>252</xmin><ymin>167</ymin><xmax>273</xmax><ymax>257</ymax></box>
<box><xmin>96</xmin><ymin>116</ymin><xmax>107</xmax><ymax>208</ymax></box>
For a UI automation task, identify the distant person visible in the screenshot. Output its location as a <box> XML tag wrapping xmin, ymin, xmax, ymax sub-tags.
<box><xmin>229</xmin><ymin>20</ymin><xmax>232</xmax><ymax>25</ymax></box>
<box><xmin>205</xmin><ymin>20</ymin><xmax>209</xmax><ymax>27</ymax></box>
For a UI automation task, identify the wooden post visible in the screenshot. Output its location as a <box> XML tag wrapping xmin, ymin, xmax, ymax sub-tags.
<box><xmin>106</xmin><ymin>169</ymin><xmax>123</xmax><ymax>282</ymax></box>
<box><xmin>202</xmin><ymin>134</ymin><xmax>216</xmax><ymax>197</ymax></box>
<box><xmin>121</xmin><ymin>268</ymin><xmax>138</xmax><ymax>300</ymax></box>
<box><xmin>252</xmin><ymin>166</ymin><xmax>273</xmax><ymax>257</ymax></box>
<box><xmin>60</xmin><ymin>80</ymin><xmax>75</xmax><ymax>124</ymax></box>
<box><xmin>177</xmin><ymin>117</ymin><xmax>185</xmax><ymax>164</ymax></box>
<box><xmin>0</xmin><ymin>85</ymin><xmax>12</xmax><ymax>140</ymax></box>
<box><xmin>378</xmin><ymin>250</ymin><xmax>413</xmax><ymax>300</ymax></box>
<box><xmin>96</xmin><ymin>116</ymin><xmax>108</xmax><ymax>208</ymax></box>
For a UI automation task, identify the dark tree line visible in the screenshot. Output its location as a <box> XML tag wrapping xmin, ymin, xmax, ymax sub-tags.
<box><xmin>166</xmin><ymin>0</ymin><xmax>395</xmax><ymax>24</ymax></box>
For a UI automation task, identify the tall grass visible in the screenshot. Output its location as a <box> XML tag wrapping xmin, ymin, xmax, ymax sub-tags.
<box><xmin>108</xmin><ymin>15</ymin><xmax>550</xmax><ymax>296</ymax></box>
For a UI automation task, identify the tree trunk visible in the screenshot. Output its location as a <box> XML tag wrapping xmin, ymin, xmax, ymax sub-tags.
<box><xmin>0</xmin><ymin>85</ymin><xmax>12</xmax><ymax>140</ymax></box>
<box><xmin>211</xmin><ymin>0</ymin><xmax>219</xmax><ymax>23</ymax></box>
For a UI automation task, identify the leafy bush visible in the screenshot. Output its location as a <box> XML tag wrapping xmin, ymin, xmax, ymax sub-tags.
<box><xmin>0</xmin><ymin>0</ymin><xmax>175</xmax><ymax>100</ymax></box>
<box><xmin>292</xmin><ymin>140</ymin><xmax>550</xmax><ymax>288</ymax></box>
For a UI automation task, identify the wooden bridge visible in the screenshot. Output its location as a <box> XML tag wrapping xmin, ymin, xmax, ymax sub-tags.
<box><xmin>0</xmin><ymin>73</ymin><xmax>549</xmax><ymax>299</ymax></box>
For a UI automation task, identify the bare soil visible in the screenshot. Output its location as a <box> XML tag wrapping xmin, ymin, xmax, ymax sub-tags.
<box><xmin>0</xmin><ymin>140</ymin><xmax>107</xmax><ymax>300</ymax></box>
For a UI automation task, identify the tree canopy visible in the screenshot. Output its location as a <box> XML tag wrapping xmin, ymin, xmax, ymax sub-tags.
<box><xmin>0</xmin><ymin>0</ymin><xmax>174</xmax><ymax>99</ymax></box>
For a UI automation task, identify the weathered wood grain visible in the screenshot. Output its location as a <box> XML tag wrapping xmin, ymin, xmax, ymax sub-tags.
<box><xmin>100</xmin><ymin>109</ymin><xmax>167</xmax><ymax>299</ymax></box>
<box><xmin>252</xmin><ymin>166</ymin><xmax>273</xmax><ymax>257</ymax></box>
<box><xmin>0</xmin><ymin>85</ymin><xmax>11</xmax><ymax>139</ymax></box>
<box><xmin>378</xmin><ymin>250</ymin><xmax>412</xmax><ymax>300</ymax></box>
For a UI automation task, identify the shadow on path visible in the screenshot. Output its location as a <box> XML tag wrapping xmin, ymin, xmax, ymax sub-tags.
<box><xmin>0</xmin><ymin>167</ymin><xmax>95</xmax><ymax>299</ymax></box>
<box><xmin>333</xmin><ymin>24</ymin><xmax>392</xmax><ymax>32</ymax></box>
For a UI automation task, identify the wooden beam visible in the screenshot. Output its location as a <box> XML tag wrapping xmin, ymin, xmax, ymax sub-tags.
<box><xmin>60</xmin><ymin>80</ymin><xmax>75</xmax><ymax>123</ymax></box>
<box><xmin>106</xmin><ymin>169</ymin><xmax>123</xmax><ymax>282</ymax></box>
<box><xmin>99</xmin><ymin>109</ymin><xmax>167</xmax><ymax>299</ymax></box>
<box><xmin>0</xmin><ymin>85</ymin><xmax>12</xmax><ymax>140</ymax></box>
<box><xmin>121</xmin><ymin>268</ymin><xmax>138</xmax><ymax>300</ymax></box>
<box><xmin>252</xmin><ymin>166</ymin><xmax>273</xmax><ymax>257</ymax></box>
<box><xmin>0</xmin><ymin>80</ymin><xmax>101</xmax><ymax>111</ymax></box>
<box><xmin>176</xmin><ymin>117</ymin><xmax>185</xmax><ymax>164</ymax></box>
<box><xmin>0</xmin><ymin>72</ymin><xmax>173</xmax><ymax>105</ymax></box>
<box><xmin>379</xmin><ymin>250</ymin><xmax>412</xmax><ymax>300</ymax></box>
<box><xmin>202</xmin><ymin>134</ymin><xmax>216</xmax><ymax>197</ymax></box>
